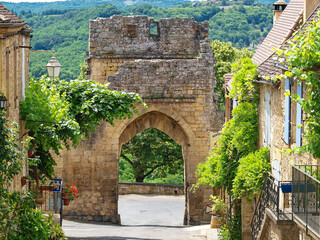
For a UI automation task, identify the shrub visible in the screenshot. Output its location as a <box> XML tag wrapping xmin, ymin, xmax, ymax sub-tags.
<box><xmin>232</xmin><ymin>147</ymin><xmax>270</xmax><ymax>199</ymax></box>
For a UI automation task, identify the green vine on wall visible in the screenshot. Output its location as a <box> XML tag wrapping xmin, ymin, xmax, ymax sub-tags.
<box><xmin>20</xmin><ymin>76</ymin><xmax>146</xmax><ymax>177</ymax></box>
<box><xmin>196</xmin><ymin>57</ymin><xmax>269</xmax><ymax>198</ymax></box>
<box><xmin>276</xmin><ymin>12</ymin><xmax>320</xmax><ymax>159</ymax></box>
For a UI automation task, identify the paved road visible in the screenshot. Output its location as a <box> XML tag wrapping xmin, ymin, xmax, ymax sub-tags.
<box><xmin>63</xmin><ymin>194</ymin><xmax>216</xmax><ymax>240</ymax></box>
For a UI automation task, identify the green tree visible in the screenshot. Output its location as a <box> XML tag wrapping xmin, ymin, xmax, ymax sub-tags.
<box><xmin>20</xmin><ymin>77</ymin><xmax>145</xmax><ymax>177</ymax></box>
<box><xmin>196</xmin><ymin>102</ymin><xmax>259</xmax><ymax>192</ymax></box>
<box><xmin>121</xmin><ymin>128</ymin><xmax>183</xmax><ymax>182</ymax></box>
<box><xmin>211</xmin><ymin>40</ymin><xmax>253</xmax><ymax>110</ymax></box>
<box><xmin>0</xmin><ymin>109</ymin><xmax>67</xmax><ymax>239</ymax></box>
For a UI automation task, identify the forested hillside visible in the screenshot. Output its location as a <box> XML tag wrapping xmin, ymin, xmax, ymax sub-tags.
<box><xmin>17</xmin><ymin>2</ymin><xmax>272</xmax><ymax>80</ymax></box>
<box><xmin>4</xmin><ymin>0</ymin><xmax>276</xmax><ymax>13</ymax></box>
<box><xmin>3</xmin><ymin>0</ymin><xmax>190</xmax><ymax>13</ymax></box>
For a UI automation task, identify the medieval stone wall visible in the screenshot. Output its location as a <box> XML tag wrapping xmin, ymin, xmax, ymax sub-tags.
<box><xmin>118</xmin><ymin>182</ymin><xmax>184</xmax><ymax>195</ymax></box>
<box><xmin>89</xmin><ymin>15</ymin><xmax>208</xmax><ymax>59</ymax></box>
<box><xmin>57</xmin><ymin>15</ymin><xmax>224</xmax><ymax>225</ymax></box>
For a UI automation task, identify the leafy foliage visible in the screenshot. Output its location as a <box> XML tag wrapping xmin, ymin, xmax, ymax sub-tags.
<box><xmin>196</xmin><ymin>102</ymin><xmax>259</xmax><ymax>193</ymax></box>
<box><xmin>276</xmin><ymin>13</ymin><xmax>320</xmax><ymax>159</ymax></box>
<box><xmin>230</xmin><ymin>57</ymin><xmax>258</xmax><ymax>102</ymax></box>
<box><xmin>20</xmin><ymin>77</ymin><xmax>145</xmax><ymax>177</ymax></box>
<box><xmin>211</xmin><ymin>40</ymin><xmax>253</xmax><ymax>109</ymax></box>
<box><xmin>232</xmin><ymin>147</ymin><xmax>270</xmax><ymax>199</ymax></box>
<box><xmin>0</xmin><ymin>111</ymin><xmax>66</xmax><ymax>239</ymax></box>
<box><xmin>121</xmin><ymin>128</ymin><xmax>183</xmax><ymax>183</ymax></box>
<box><xmin>119</xmin><ymin>156</ymin><xmax>184</xmax><ymax>184</ymax></box>
<box><xmin>0</xmin><ymin>111</ymin><xmax>24</xmax><ymax>188</ymax></box>
<box><xmin>209</xmin><ymin>4</ymin><xmax>272</xmax><ymax>49</ymax></box>
<box><xmin>4</xmin><ymin>0</ymin><xmax>193</xmax><ymax>13</ymax></box>
<box><xmin>14</xmin><ymin>2</ymin><xmax>272</xmax><ymax>80</ymax></box>
<box><xmin>218</xmin><ymin>210</ymin><xmax>242</xmax><ymax>240</ymax></box>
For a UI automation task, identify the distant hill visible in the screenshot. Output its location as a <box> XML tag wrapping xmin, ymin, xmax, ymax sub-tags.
<box><xmin>14</xmin><ymin>2</ymin><xmax>272</xmax><ymax>80</ymax></box>
<box><xmin>3</xmin><ymin>0</ymin><xmax>276</xmax><ymax>14</ymax></box>
<box><xmin>3</xmin><ymin>0</ymin><xmax>191</xmax><ymax>13</ymax></box>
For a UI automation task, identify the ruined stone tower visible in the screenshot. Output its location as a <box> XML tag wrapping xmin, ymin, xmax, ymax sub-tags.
<box><xmin>56</xmin><ymin>15</ymin><xmax>223</xmax><ymax>225</ymax></box>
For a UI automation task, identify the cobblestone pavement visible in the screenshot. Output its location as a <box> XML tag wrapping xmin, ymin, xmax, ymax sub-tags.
<box><xmin>63</xmin><ymin>194</ymin><xmax>213</xmax><ymax>240</ymax></box>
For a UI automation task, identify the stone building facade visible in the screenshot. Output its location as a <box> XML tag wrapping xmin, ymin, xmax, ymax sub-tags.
<box><xmin>247</xmin><ymin>0</ymin><xmax>320</xmax><ymax>239</ymax></box>
<box><xmin>0</xmin><ymin>3</ymin><xmax>32</xmax><ymax>192</ymax></box>
<box><xmin>55</xmin><ymin>15</ymin><xmax>224</xmax><ymax>225</ymax></box>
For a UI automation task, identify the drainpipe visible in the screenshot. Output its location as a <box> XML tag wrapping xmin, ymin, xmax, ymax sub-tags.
<box><xmin>22</xmin><ymin>37</ymin><xmax>25</xmax><ymax>99</ymax></box>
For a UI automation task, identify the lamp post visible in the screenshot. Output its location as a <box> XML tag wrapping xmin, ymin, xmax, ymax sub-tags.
<box><xmin>46</xmin><ymin>51</ymin><xmax>61</xmax><ymax>79</ymax></box>
<box><xmin>0</xmin><ymin>95</ymin><xmax>7</xmax><ymax>110</ymax></box>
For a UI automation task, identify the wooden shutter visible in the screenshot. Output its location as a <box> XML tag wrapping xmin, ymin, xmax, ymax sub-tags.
<box><xmin>296</xmin><ymin>82</ymin><xmax>303</xmax><ymax>147</ymax></box>
<box><xmin>284</xmin><ymin>79</ymin><xmax>291</xmax><ymax>144</ymax></box>
<box><xmin>265</xmin><ymin>92</ymin><xmax>271</xmax><ymax>147</ymax></box>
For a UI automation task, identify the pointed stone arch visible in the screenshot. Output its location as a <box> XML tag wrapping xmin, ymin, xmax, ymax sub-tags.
<box><xmin>119</xmin><ymin>111</ymin><xmax>192</xmax><ymax>147</ymax></box>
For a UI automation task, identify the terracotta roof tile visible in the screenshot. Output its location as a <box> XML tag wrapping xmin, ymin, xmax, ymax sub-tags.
<box><xmin>0</xmin><ymin>3</ymin><xmax>26</xmax><ymax>24</ymax></box>
<box><xmin>257</xmin><ymin>3</ymin><xmax>320</xmax><ymax>79</ymax></box>
<box><xmin>252</xmin><ymin>0</ymin><xmax>303</xmax><ymax>66</ymax></box>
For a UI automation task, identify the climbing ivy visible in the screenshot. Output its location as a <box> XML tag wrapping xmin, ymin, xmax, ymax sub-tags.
<box><xmin>20</xmin><ymin>77</ymin><xmax>146</xmax><ymax>177</ymax></box>
<box><xmin>229</xmin><ymin>57</ymin><xmax>258</xmax><ymax>102</ymax></box>
<box><xmin>276</xmin><ymin>13</ymin><xmax>320</xmax><ymax>159</ymax></box>
<box><xmin>232</xmin><ymin>147</ymin><xmax>270</xmax><ymax>199</ymax></box>
<box><xmin>196</xmin><ymin>56</ymin><xmax>272</xmax><ymax>200</ymax></box>
<box><xmin>196</xmin><ymin>101</ymin><xmax>259</xmax><ymax>193</ymax></box>
<box><xmin>211</xmin><ymin>40</ymin><xmax>253</xmax><ymax>110</ymax></box>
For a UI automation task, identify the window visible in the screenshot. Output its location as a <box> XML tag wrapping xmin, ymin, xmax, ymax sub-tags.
<box><xmin>265</xmin><ymin>92</ymin><xmax>271</xmax><ymax>147</ymax></box>
<box><xmin>126</xmin><ymin>25</ymin><xmax>137</xmax><ymax>38</ymax></box>
<box><xmin>284</xmin><ymin>79</ymin><xmax>291</xmax><ymax>144</ymax></box>
<box><xmin>296</xmin><ymin>82</ymin><xmax>303</xmax><ymax>147</ymax></box>
<box><xmin>149</xmin><ymin>22</ymin><xmax>159</xmax><ymax>36</ymax></box>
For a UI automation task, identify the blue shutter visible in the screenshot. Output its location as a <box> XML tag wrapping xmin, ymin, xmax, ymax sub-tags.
<box><xmin>284</xmin><ymin>79</ymin><xmax>291</xmax><ymax>144</ymax></box>
<box><xmin>296</xmin><ymin>82</ymin><xmax>303</xmax><ymax>147</ymax></box>
<box><xmin>265</xmin><ymin>92</ymin><xmax>271</xmax><ymax>147</ymax></box>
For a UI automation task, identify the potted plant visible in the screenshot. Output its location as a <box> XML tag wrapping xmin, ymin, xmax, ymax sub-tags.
<box><xmin>37</xmin><ymin>175</ymin><xmax>54</xmax><ymax>191</ymax></box>
<box><xmin>62</xmin><ymin>184</ymin><xmax>78</xmax><ymax>205</ymax></box>
<box><xmin>210</xmin><ymin>195</ymin><xmax>227</xmax><ymax>228</ymax></box>
<box><xmin>30</xmin><ymin>182</ymin><xmax>45</xmax><ymax>205</ymax></box>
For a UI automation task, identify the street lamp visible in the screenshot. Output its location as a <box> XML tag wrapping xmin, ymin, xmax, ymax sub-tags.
<box><xmin>46</xmin><ymin>51</ymin><xmax>61</xmax><ymax>79</ymax></box>
<box><xmin>0</xmin><ymin>95</ymin><xmax>7</xmax><ymax>110</ymax></box>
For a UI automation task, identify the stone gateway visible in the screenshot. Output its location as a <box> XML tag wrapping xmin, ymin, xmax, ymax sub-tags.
<box><xmin>55</xmin><ymin>15</ymin><xmax>224</xmax><ymax>225</ymax></box>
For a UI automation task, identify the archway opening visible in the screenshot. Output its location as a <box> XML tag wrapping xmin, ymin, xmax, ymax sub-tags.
<box><xmin>119</xmin><ymin>127</ymin><xmax>184</xmax><ymax>184</ymax></box>
<box><xmin>118</xmin><ymin>127</ymin><xmax>185</xmax><ymax>226</ymax></box>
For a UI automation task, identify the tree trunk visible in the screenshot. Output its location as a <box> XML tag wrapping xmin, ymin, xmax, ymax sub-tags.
<box><xmin>135</xmin><ymin>176</ymin><xmax>145</xmax><ymax>182</ymax></box>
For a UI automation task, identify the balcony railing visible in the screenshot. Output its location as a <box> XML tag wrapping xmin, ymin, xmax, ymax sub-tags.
<box><xmin>292</xmin><ymin>165</ymin><xmax>320</xmax><ymax>236</ymax></box>
<box><xmin>251</xmin><ymin>173</ymin><xmax>292</xmax><ymax>240</ymax></box>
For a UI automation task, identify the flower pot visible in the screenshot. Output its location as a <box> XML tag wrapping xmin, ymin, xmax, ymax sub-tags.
<box><xmin>62</xmin><ymin>192</ymin><xmax>69</xmax><ymax>199</ymax></box>
<box><xmin>63</xmin><ymin>198</ymin><xmax>71</xmax><ymax>206</ymax></box>
<box><xmin>281</xmin><ymin>183</ymin><xmax>292</xmax><ymax>193</ymax></box>
<box><xmin>35</xmin><ymin>198</ymin><xmax>44</xmax><ymax>205</ymax></box>
<box><xmin>21</xmin><ymin>177</ymin><xmax>27</xmax><ymax>187</ymax></box>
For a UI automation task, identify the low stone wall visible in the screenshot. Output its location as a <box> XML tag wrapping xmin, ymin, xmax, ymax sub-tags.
<box><xmin>119</xmin><ymin>182</ymin><xmax>184</xmax><ymax>195</ymax></box>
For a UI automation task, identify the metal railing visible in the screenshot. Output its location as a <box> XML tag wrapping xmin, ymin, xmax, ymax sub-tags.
<box><xmin>292</xmin><ymin>165</ymin><xmax>320</xmax><ymax>236</ymax></box>
<box><xmin>251</xmin><ymin>173</ymin><xmax>292</xmax><ymax>240</ymax></box>
<box><xmin>33</xmin><ymin>179</ymin><xmax>63</xmax><ymax>226</ymax></box>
